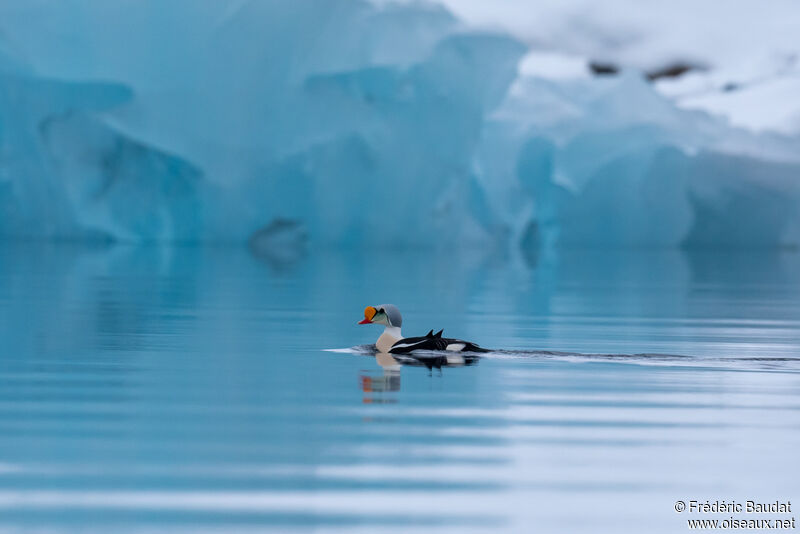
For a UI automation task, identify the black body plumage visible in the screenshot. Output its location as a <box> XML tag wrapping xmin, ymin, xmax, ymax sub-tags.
<box><xmin>389</xmin><ymin>329</ymin><xmax>487</xmax><ymax>354</ymax></box>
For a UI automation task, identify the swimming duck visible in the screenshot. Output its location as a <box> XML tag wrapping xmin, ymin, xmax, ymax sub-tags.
<box><xmin>358</xmin><ymin>304</ymin><xmax>487</xmax><ymax>354</ymax></box>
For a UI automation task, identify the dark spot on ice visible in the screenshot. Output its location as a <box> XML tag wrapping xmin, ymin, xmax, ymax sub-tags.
<box><xmin>589</xmin><ymin>60</ymin><xmax>701</xmax><ymax>81</ymax></box>
<box><xmin>588</xmin><ymin>61</ymin><xmax>619</xmax><ymax>76</ymax></box>
<box><xmin>249</xmin><ymin>218</ymin><xmax>307</xmax><ymax>269</ymax></box>
<box><xmin>646</xmin><ymin>62</ymin><xmax>699</xmax><ymax>81</ymax></box>
<box><xmin>519</xmin><ymin>220</ymin><xmax>540</xmax><ymax>267</ymax></box>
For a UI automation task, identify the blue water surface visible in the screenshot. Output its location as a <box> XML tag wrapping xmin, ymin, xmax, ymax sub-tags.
<box><xmin>0</xmin><ymin>244</ymin><xmax>798</xmax><ymax>533</ymax></box>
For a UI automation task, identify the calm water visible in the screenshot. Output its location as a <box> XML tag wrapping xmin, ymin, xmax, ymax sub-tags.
<box><xmin>0</xmin><ymin>244</ymin><xmax>798</xmax><ymax>533</ymax></box>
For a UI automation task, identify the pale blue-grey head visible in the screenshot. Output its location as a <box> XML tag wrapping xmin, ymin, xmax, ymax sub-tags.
<box><xmin>358</xmin><ymin>304</ymin><xmax>403</xmax><ymax>327</ymax></box>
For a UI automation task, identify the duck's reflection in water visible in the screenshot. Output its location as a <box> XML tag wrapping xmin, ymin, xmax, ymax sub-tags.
<box><xmin>359</xmin><ymin>351</ymin><xmax>480</xmax><ymax>403</ymax></box>
<box><xmin>360</xmin><ymin>353</ymin><xmax>401</xmax><ymax>403</ymax></box>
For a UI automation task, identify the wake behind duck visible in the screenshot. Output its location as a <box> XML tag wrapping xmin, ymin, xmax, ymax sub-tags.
<box><xmin>330</xmin><ymin>309</ymin><xmax>800</xmax><ymax>372</ymax></box>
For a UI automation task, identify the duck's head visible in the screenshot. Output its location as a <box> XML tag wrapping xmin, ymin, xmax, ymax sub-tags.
<box><xmin>358</xmin><ymin>304</ymin><xmax>402</xmax><ymax>327</ymax></box>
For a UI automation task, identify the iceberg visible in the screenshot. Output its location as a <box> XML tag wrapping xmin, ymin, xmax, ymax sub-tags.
<box><xmin>0</xmin><ymin>0</ymin><xmax>798</xmax><ymax>248</ymax></box>
<box><xmin>0</xmin><ymin>50</ymin><xmax>133</xmax><ymax>240</ymax></box>
<box><xmin>482</xmin><ymin>72</ymin><xmax>800</xmax><ymax>248</ymax></box>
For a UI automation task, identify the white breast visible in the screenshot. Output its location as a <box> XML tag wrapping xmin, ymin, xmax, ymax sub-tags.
<box><xmin>376</xmin><ymin>331</ymin><xmax>401</xmax><ymax>353</ymax></box>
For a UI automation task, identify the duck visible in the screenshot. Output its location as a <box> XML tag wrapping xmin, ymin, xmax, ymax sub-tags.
<box><xmin>358</xmin><ymin>304</ymin><xmax>487</xmax><ymax>354</ymax></box>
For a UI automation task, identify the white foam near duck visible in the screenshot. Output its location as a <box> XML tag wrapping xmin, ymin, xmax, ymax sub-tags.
<box><xmin>358</xmin><ymin>304</ymin><xmax>486</xmax><ymax>354</ymax></box>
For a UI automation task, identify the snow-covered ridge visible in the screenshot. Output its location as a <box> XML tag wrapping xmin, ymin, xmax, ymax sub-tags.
<box><xmin>438</xmin><ymin>0</ymin><xmax>800</xmax><ymax>135</ymax></box>
<box><xmin>0</xmin><ymin>0</ymin><xmax>798</xmax><ymax>247</ymax></box>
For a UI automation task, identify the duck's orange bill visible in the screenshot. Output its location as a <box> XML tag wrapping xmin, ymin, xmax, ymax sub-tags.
<box><xmin>358</xmin><ymin>306</ymin><xmax>376</xmax><ymax>324</ymax></box>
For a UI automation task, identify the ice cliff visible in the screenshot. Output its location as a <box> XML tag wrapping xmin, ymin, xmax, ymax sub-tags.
<box><xmin>0</xmin><ymin>0</ymin><xmax>798</xmax><ymax>248</ymax></box>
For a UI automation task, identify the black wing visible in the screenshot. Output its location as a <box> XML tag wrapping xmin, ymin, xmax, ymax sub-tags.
<box><xmin>390</xmin><ymin>329</ymin><xmax>487</xmax><ymax>354</ymax></box>
<box><xmin>389</xmin><ymin>332</ymin><xmax>448</xmax><ymax>353</ymax></box>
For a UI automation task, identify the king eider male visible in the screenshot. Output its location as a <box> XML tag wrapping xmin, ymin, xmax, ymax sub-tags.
<box><xmin>358</xmin><ymin>304</ymin><xmax>487</xmax><ymax>354</ymax></box>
